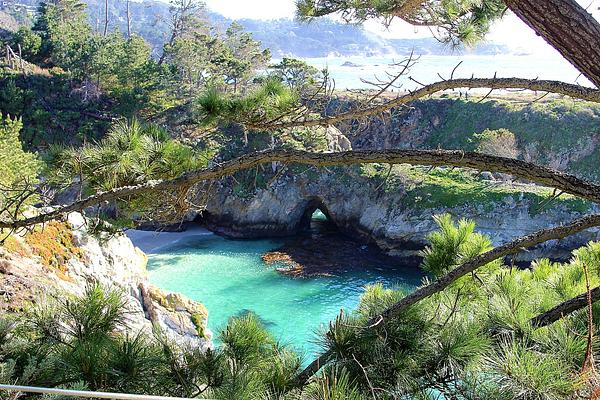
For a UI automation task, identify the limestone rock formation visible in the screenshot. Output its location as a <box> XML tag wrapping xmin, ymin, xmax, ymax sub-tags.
<box><xmin>0</xmin><ymin>212</ymin><xmax>212</xmax><ymax>350</ymax></box>
<box><xmin>200</xmin><ymin>171</ymin><xmax>599</xmax><ymax>264</ymax></box>
<box><xmin>140</xmin><ymin>284</ymin><xmax>212</xmax><ymax>350</ymax></box>
<box><xmin>325</xmin><ymin>125</ymin><xmax>352</xmax><ymax>152</ymax></box>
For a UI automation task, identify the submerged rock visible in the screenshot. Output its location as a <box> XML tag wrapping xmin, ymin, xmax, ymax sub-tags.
<box><xmin>262</xmin><ymin>231</ymin><xmax>416</xmax><ymax>277</ymax></box>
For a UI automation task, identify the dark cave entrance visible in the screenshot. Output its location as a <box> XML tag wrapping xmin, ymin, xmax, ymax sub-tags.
<box><xmin>298</xmin><ymin>198</ymin><xmax>338</xmax><ymax>235</ymax></box>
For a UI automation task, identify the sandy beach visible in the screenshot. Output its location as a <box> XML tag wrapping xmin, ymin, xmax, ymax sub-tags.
<box><xmin>126</xmin><ymin>226</ymin><xmax>214</xmax><ymax>254</ymax></box>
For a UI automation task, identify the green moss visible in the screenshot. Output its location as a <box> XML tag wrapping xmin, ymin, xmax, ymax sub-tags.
<box><xmin>191</xmin><ymin>312</ymin><xmax>206</xmax><ymax>338</ymax></box>
<box><xmin>528</xmin><ymin>196</ymin><xmax>592</xmax><ymax>216</ymax></box>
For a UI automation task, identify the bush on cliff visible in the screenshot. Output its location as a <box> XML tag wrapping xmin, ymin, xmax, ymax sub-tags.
<box><xmin>0</xmin><ymin>116</ymin><xmax>43</xmax><ymax>222</ymax></box>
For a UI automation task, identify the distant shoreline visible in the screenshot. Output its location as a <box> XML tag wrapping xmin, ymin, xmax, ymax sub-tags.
<box><xmin>288</xmin><ymin>54</ymin><xmax>590</xmax><ymax>90</ymax></box>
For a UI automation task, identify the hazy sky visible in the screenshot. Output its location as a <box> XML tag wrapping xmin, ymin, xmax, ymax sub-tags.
<box><xmin>203</xmin><ymin>0</ymin><xmax>600</xmax><ymax>54</ymax></box>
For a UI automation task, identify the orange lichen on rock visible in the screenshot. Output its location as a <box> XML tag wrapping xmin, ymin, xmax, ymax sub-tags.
<box><xmin>24</xmin><ymin>221</ymin><xmax>86</xmax><ymax>271</ymax></box>
<box><xmin>262</xmin><ymin>251</ymin><xmax>298</xmax><ymax>267</ymax></box>
<box><xmin>2</xmin><ymin>235</ymin><xmax>30</xmax><ymax>257</ymax></box>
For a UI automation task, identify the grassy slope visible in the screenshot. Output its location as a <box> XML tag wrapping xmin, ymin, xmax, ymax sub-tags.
<box><xmin>420</xmin><ymin>95</ymin><xmax>600</xmax><ymax>181</ymax></box>
<box><xmin>356</xmin><ymin>163</ymin><xmax>592</xmax><ymax>214</ymax></box>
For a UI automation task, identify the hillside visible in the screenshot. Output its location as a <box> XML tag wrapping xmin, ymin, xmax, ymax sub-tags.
<box><xmin>1</xmin><ymin>0</ymin><xmax>510</xmax><ymax>57</ymax></box>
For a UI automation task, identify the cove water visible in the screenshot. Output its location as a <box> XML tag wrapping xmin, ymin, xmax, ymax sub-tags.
<box><xmin>143</xmin><ymin>228</ymin><xmax>424</xmax><ymax>358</ymax></box>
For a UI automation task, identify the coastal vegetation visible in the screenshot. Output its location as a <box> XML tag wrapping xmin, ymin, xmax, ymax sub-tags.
<box><xmin>1</xmin><ymin>216</ymin><xmax>599</xmax><ymax>398</ymax></box>
<box><xmin>0</xmin><ymin>0</ymin><xmax>599</xmax><ymax>398</ymax></box>
<box><xmin>0</xmin><ymin>0</ymin><xmax>511</xmax><ymax>58</ymax></box>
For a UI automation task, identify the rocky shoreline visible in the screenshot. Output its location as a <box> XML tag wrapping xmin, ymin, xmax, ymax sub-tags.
<box><xmin>198</xmin><ymin>170</ymin><xmax>599</xmax><ymax>265</ymax></box>
<box><xmin>0</xmin><ymin>212</ymin><xmax>213</xmax><ymax>351</ymax></box>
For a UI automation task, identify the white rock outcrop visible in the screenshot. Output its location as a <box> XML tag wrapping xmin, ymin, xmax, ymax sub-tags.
<box><xmin>0</xmin><ymin>212</ymin><xmax>212</xmax><ymax>350</ymax></box>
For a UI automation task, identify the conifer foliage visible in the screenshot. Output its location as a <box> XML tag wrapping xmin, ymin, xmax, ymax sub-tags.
<box><xmin>1</xmin><ymin>218</ymin><xmax>599</xmax><ymax>399</ymax></box>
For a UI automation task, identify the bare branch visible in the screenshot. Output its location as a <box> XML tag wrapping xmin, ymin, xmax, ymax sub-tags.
<box><xmin>2</xmin><ymin>148</ymin><xmax>600</xmax><ymax>229</ymax></box>
<box><xmin>362</xmin><ymin>53</ymin><xmax>418</xmax><ymax>103</ymax></box>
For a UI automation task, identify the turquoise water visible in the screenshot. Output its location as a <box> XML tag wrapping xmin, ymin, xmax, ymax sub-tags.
<box><xmin>147</xmin><ymin>233</ymin><xmax>424</xmax><ymax>358</ymax></box>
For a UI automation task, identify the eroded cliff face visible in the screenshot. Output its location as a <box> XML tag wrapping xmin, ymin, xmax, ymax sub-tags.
<box><xmin>0</xmin><ymin>213</ymin><xmax>212</xmax><ymax>350</ymax></box>
<box><xmin>198</xmin><ymin>96</ymin><xmax>599</xmax><ymax>264</ymax></box>
<box><xmin>329</xmin><ymin>96</ymin><xmax>600</xmax><ymax>181</ymax></box>
<box><xmin>200</xmin><ymin>169</ymin><xmax>599</xmax><ymax>264</ymax></box>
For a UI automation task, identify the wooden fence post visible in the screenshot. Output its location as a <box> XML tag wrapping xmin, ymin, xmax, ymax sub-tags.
<box><xmin>17</xmin><ymin>43</ymin><xmax>25</xmax><ymax>72</ymax></box>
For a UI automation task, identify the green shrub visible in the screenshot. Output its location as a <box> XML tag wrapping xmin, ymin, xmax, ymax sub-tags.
<box><xmin>472</xmin><ymin>128</ymin><xmax>519</xmax><ymax>159</ymax></box>
<box><xmin>0</xmin><ymin>116</ymin><xmax>43</xmax><ymax>219</ymax></box>
<box><xmin>11</xmin><ymin>26</ymin><xmax>42</xmax><ymax>59</ymax></box>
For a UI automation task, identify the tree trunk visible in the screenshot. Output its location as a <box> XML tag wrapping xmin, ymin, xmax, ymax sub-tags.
<box><xmin>103</xmin><ymin>0</ymin><xmax>109</xmax><ymax>36</ymax></box>
<box><xmin>126</xmin><ymin>0</ymin><xmax>131</xmax><ymax>39</ymax></box>
<box><xmin>504</xmin><ymin>0</ymin><xmax>600</xmax><ymax>88</ymax></box>
<box><xmin>158</xmin><ymin>31</ymin><xmax>177</xmax><ymax>65</ymax></box>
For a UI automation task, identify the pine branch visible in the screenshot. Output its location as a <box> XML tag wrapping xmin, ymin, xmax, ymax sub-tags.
<box><xmin>530</xmin><ymin>286</ymin><xmax>600</xmax><ymax>328</ymax></box>
<box><xmin>246</xmin><ymin>78</ymin><xmax>600</xmax><ymax>130</ymax></box>
<box><xmin>2</xmin><ymin>149</ymin><xmax>600</xmax><ymax>229</ymax></box>
<box><xmin>294</xmin><ymin>214</ymin><xmax>600</xmax><ymax>385</ymax></box>
<box><xmin>392</xmin><ymin>0</ymin><xmax>427</xmax><ymax>18</ymax></box>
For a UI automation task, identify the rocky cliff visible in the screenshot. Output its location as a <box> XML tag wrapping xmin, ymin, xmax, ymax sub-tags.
<box><xmin>0</xmin><ymin>212</ymin><xmax>212</xmax><ymax>350</ymax></box>
<box><xmin>200</xmin><ymin>167</ymin><xmax>598</xmax><ymax>264</ymax></box>
<box><xmin>329</xmin><ymin>95</ymin><xmax>600</xmax><ymax>182</ymax></box>
<box><xmin>195</xmin><ymin>95</ymin><xmax>599</xmax><ymax>264</ymax></box>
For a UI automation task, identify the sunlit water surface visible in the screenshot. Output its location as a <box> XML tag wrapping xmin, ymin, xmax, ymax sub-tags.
<box><xmin>147</xmin><ymin>231</ymin><xmax>424</xmax><ymax>358</ymax></box>
<box><xmin>297</xmin><ymin>54</ymin><xmax>592</xmax><ymax>89</ymax></box>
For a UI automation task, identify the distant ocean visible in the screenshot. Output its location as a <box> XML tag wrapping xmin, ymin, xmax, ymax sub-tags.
<box><xmin>296</xmin><ymin>53</ymin><xmax>592</xmax><ymax>90</ymax></box>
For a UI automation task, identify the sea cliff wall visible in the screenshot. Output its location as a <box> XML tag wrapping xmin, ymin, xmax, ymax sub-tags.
<box><xmin>200</xmin><ymin>168</ymin><xmax>599</xmax><ymax>264</ymax></box>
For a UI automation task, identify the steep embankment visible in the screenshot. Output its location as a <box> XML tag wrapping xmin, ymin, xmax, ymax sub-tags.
<box><xmin>0</xmin><ymin>213</ymin><xmax>212</xmax><ymax>349</ymax></box>
<box><xmin>198</xmin><ymin>95</ymin><xmax>600</xmax><ymax>263</ymax></box>
<box><xmin>332</xmin><ymin>95</ymin><xmax>600</xmax><ymax>182</ymax></box>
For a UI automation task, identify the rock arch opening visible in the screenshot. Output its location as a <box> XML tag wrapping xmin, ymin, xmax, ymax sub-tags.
<box><xmin>297</xmin><ymin>198</ymin><xmax>337</xmax><ymax>235</ymax></box>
